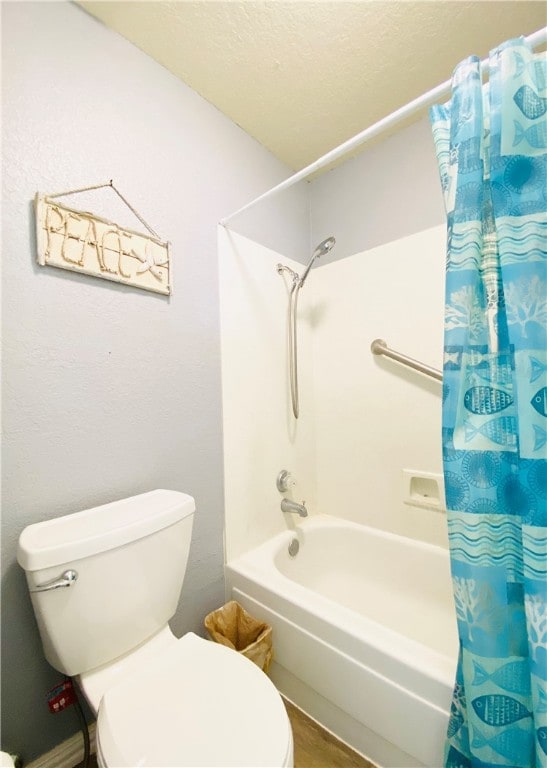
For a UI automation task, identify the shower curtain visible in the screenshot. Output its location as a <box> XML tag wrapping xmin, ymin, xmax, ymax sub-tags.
<box><xmin>430</xmin><ymin>38</ymin><xmax>546</xmax><ymax>768</ymax></box>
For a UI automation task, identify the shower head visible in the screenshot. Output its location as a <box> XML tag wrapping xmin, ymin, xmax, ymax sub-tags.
<box><xmin>313</xmin><ymin>236</ymin><xmax>336</xmax><ymax>259</ymax></box>
<box><xmin>299</xmin><ymin>236</ymin><xmax>336</xmax><ymax>286</ymax></box>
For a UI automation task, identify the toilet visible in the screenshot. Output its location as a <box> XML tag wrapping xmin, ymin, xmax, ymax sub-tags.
<box><xmin>17</xmin><ymin>490</ymin><xmax>293</xmax><ymax>767</ymax></box>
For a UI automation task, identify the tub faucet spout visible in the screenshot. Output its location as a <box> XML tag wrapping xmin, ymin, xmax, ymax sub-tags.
<box><xmin>281</xmin><ymin>498</ymin><xmax>308</xmax><ymax>517</ymax></box>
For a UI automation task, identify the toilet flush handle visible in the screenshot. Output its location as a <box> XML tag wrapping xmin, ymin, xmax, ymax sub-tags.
<box><xmin>30</xmin><ymin>570</ymin><xmax>78</xmax><ymax>593</ymax></box>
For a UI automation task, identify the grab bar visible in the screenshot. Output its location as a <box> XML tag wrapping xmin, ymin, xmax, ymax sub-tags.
<box><xmin>371</xmin><ymin>339</ymin><xmax>442</xmax><ymax>382</ymax></box>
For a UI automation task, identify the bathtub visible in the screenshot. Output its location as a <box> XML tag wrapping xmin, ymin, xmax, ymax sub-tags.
<box><xmin>225</xmin><ymin>515</ymin><xmax>458</xmax><ymax>768</ymax></box>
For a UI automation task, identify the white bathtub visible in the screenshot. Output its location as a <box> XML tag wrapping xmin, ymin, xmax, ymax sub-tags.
<box><xmin>225</xmin><ymin>515</ymin><xmax>458</xmax><ymax>768</ymax></box>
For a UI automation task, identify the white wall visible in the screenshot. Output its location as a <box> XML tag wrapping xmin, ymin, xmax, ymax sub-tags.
<box><xmin>311</xmin><ymin>225</ymin><xmax>448</xmax><ymax>547</ymax></box>
<box><xmin>219</xmin><ymin>225</ymin><xmax>448</xmax><ymax>565</ymax></box>
<box><xmin>219</xmin><ymin>228</ymin><xmax>317</xmax><ymax>560</ymax></box>
<box><xmin>1</xmin><ymin>3</ymin><xmax>309</xmax><ymax>762</ymax></box>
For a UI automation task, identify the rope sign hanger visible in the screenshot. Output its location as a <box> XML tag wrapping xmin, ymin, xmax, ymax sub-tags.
<box><xmin>46</xmin><ymin>180</ymin><xmax>161</xmax><ymax>240</ymax></box>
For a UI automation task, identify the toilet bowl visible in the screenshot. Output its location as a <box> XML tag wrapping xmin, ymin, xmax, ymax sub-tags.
<box><xmin>17</xmin><ymin>490</ymin><xmax>293</xmax><ymax>767</ymax></box>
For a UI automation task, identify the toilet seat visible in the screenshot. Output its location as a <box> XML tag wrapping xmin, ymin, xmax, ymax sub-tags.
<box><xmin>96</xmin><ymin>632</ymin><xmax>293</xmax><ymax>767</ymax></box>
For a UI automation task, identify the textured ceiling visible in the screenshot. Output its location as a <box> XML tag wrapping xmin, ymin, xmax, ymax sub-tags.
<box><xmin>79</xmin><ymin>1</ymin><xmax>546</xmax><ymax>171</ymax></box>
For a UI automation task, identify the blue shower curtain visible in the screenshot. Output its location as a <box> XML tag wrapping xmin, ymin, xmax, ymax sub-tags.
<box><xmin>430</xmin><ymin>38</ymin><xmax>546</xmax><ymax>768</ymax></box>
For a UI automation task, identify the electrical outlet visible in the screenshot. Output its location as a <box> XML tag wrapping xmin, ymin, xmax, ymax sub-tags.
<box><xmin>46</xmin><ymin>679</ymin><xmax>76</xmax><ymax>714</ymax></box>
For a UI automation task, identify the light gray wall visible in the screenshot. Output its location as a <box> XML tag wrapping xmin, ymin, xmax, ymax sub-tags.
<box><xmin>230</xmin><ymin>180</ymin><xmax>312</xmax><ymax>264</ymax></box>
<box><xmin>310</xmin><ymin>117</ymin><xmax>446</xmax><ymax>263</ymax></box>
<box><xmin>1</xmin><ymin>2</ymin><xmax>308</xmax><ymax>761</ymax></box>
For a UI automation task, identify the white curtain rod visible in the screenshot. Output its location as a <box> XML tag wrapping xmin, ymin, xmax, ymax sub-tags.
<box><xmin>220</xmin><ymin>26</ymin><xmax>547</xmax><ymax>227</ymax></box>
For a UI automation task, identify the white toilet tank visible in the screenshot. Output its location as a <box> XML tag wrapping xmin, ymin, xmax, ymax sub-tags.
<box><xmin>17</xmin><ymin>490</ymin><xmax>195</xmax><ymax>677</ymax></box>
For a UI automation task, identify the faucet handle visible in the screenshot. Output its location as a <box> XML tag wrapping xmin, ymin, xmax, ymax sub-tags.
<box><xmin>277</xmin><ymin>470</ymin><xmax>296</xmax><ymax>493</ymax></box>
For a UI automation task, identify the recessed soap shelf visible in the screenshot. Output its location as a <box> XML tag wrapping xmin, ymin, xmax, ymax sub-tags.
<box><xmin>402</xmin><ymin>469</ymin><xmax>445</xmax><ymax>512</ymax></box>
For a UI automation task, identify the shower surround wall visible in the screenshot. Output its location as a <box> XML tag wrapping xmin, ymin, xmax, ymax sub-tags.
<box><xmin>219</xmin><ymin>228</ymin><xmax>317</xmax><ymax>561</ymax></box>
<box><xmin>310</xmin><ymin>224</ymin><xmax>447</xmax><ymax>547</ymax></box>
<box><xmin>1</xmin><ymin>3</ymin><xmax>309</xmax><ymax>762</ymax></box>
<box><xmin>219</xmin><ymin>224</ymin><xmax>447</xmax><ymax>559</ymax></box>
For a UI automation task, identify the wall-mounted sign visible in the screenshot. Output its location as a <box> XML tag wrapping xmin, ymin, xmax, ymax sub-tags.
<box><xmin>35</xmin><ymin>184</ymin><xmax>171</xmax><ymax>295</ymax></box>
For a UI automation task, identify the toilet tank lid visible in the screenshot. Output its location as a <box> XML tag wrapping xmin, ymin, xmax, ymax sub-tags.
<box><xmin>17</xmin><ymin>490</ymin><xmax>195</xmax><ymax>572</ymax></box>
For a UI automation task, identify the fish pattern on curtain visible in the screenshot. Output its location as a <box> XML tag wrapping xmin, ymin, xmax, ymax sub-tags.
<box><xmin>430</xmin><ymin>38</ymin><xmax>546</xmax><ymax>768</ymax></box>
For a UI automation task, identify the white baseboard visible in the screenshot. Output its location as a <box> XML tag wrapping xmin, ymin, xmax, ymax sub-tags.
<box><xmin>25</xmin><ymin>723</ymin><xmax>96</xmax><ymax>768</ymax></box>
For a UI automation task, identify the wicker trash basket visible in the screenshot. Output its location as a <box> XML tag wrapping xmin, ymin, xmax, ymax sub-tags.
<box><xmin>204</xmin><ymin>600</ymin><xmax>273</xmax><ymax>673</ymax></box>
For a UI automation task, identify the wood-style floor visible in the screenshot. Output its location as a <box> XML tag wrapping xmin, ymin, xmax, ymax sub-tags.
<box><xmin>284</xmin><ymin>698</ymin><xmax>375</xmax><ymax>768</ymax></box>
<box><xmin>81</xmin><ymin>697</ymin><xmax>374</xmax><ymax>768</ymax></box>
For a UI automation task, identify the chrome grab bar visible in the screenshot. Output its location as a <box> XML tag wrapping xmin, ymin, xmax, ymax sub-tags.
<box><xmin>30</xmin><ymin>569</ymin><xmax>78</xmax><ymax>593</ymax></box>
<box><xmin>371</xmin><ymin>339</ymin><xmax>442</xmax><ymax>382</ymax></box>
